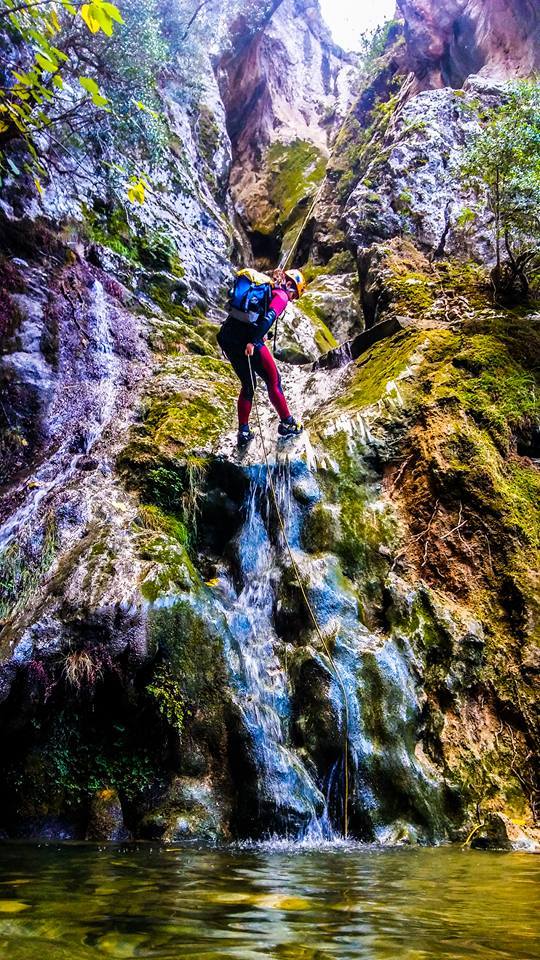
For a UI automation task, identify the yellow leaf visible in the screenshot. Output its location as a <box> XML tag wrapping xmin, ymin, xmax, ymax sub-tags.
<box><xmin>80</xmin><ymin>4</ymin><xmax>100</xmax><ymax>33</ymax></box>
<box><xmin>34</xmin><ymin>177</ymin><xmax>43</xmax><ymax>195</ymax></box>
<box><xmin>127</xmin><ymin>180</ymin><xmax>145</xmax><ymax>204</ymax></box>
<box><xmin>92</xmin><ymin>6</ymin><xmax>113</xmax><ymax>36</ymax></box>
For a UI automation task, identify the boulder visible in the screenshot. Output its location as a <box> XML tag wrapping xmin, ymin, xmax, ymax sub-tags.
<box><xmin>470</xmin><ymin>813</ymin><xmax>539</xmax><ymax>852</ymax></box>
<box><xmin>87</xmin><ymin>788</ymin><xmax>131</xmax><ymax>842</ymax></box>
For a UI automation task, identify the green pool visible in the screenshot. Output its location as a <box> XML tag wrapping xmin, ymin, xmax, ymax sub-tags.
<box><xmin>0</xmin><ymin>844</ymin><xmax>538</xmax><ymax>958</ymax></box>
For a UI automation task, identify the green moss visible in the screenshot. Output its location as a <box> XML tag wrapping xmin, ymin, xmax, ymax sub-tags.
<box><xmin>376</xmin><ymin>240</ymin><xmax>490</xmax><ymax>319</ymax></box>
<box><xmin>146</xmin><ymin>600</ymin><xmax>228</xmax><ymax>747</ymax></box>
<box><xmin>198</xmin><ymin>105</ymin><xmax>220</xmax><ymax>164</ymax></box>
<box><xmin>138</xmin><ymin>532</ymin><xmax>197</xmax><ymax>602</ymax></box>
<box><xmin>330</xmin><ymin>82</ymin><xmax>403</xmax><ymax>203</ymax></box>
<box><xmin>0</xmin><ymin>515</ymin><xmax>57</xmax><ymax>624</ymax></box>
<box><xmin>147</xmin><ymin>284</ymin><xmax>216</xmax><ymax>357</ymax></box>
<box><xmin>388</xmin><ymin>312</ymin><xmax>540</xmax><ymax>672</ymax></box>
<box><xmin>255</xmin><ymin>139</ymin><xmax>326</xmax><ymax>234</ymax></box>
<box><xmin>302</xmin><ymin>250</ymin><xmax>356</xmax><ymax>282</ymax></box>
<box><xmin>334</xmin><ymin>328</ymin><xmax>439</xmax><ymax>414</ymax></box>
<box><xmin>140</xmin><ymin>358</ymin><xmax>236</xmax><ymax>456</ymax></box>
<box><xmin>83</xmin><ymin>203</ymin><xmax>185</xmax><ymax>276</ymax></box>
<box><xmin>444</xmin><ymin>427</ymin><xmax>540</xmax><ymax>545</ymax></box>
<box><xmin>415</xmin><ymin>325</ymin><xmax>539</xmax><ymax>454</ymax></box>
<box><xmin>118</xmin><ymin>354</ymin><xmax>236</xmax><ymax>576</ymax></box>
<box><xmin>297</xmin><ymin>293</ymin><xmax>338</xmax><ymax>352</ymax></box>
<box><xmin>134</xmin><ymin>504</ymin><xmax>196</xmax><ymax>602</ymax></box>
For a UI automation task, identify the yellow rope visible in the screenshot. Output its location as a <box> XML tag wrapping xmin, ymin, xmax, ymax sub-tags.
<box><xmin>461</xmin><ymin>821</ymin><xmax>485</xmax><ymax>848</ymax></box>
<box><xmin>247</xmin><ymin>354</ymin><xmax>350</xmax><ymax>837</ymax></box>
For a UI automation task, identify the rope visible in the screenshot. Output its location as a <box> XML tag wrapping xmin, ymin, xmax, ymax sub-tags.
<box><xmin>278</xmin><ymin>178</ymin><xmax>327</xmax><ymax>271</ymax></box>
<box><xmin>247</xmin><ymin>354</ymin><xmax>350</xmax><ymax>838</ymax></box>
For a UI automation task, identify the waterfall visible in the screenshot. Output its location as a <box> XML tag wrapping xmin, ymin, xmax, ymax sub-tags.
<box><xmin>211</xmin><ymin>450</ymin><xmax>447</xmax><ymax>844</ymax></box>
<box><xmin>219</xmin><ymin>465</ymin><xmax>333</xmax><ymax>839</ymax></box>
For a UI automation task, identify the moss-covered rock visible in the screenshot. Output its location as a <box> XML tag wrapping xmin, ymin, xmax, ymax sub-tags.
<box><xmin>253</xmin><ymin>139</ymin><xmax>326</xmax><ymax>238</ymax></box>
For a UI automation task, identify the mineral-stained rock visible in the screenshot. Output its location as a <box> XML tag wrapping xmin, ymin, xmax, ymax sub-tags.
<box><xmin>87</xmin><ymin>788</ymin><xmax>130</xmax><ymax>842</ymax></box>
<box><xmin>344</xmin><ymin>86</ymin><xmax>499</xmax><ymax>264</ymax></box>
<box><xmin>139</xmin><ymin>777</ymin><xmax>230</xmax><ymax>843</ymax></box>
<box><xmin>397</xmin><ymin>0</ymin><xmax>540</xmax><ymax>88</ymax></box>
<box><xmin>219</xmin><ymin>0</ymin><xmax>357</xmax><ymax>248</ymax></box>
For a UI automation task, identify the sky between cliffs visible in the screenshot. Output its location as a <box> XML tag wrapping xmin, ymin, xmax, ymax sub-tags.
<box><xmin>320</xmin><ymin>0</ymin><xmax>397</xmax><ymax>50</ymax></box>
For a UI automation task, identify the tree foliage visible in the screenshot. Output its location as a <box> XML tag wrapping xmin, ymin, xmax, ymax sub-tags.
<box><xmin>0</xmin><ymin>0</ymin><xmax>168</xmax><ymax>200</ymax></box>
<box><xmin>462</xmin><ymin>81</ymin><xmax>540</xmax><ymax>301</ymax></box>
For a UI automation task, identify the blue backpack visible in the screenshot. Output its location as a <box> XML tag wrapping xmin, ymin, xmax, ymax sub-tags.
<box><xmin>228</xmin><ymin>268</ymin><xmax>272</xmax><ymax>325</ymax></box>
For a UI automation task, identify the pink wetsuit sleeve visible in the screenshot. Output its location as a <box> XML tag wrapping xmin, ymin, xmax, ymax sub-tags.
<box><xmin>269</xmin><ymin>288</ymin><xmax>289</xmax><ymax>318</ymax></box>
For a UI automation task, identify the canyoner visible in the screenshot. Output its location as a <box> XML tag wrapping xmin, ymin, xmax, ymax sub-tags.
<box><xmin>217</xmin><ymin>267</ymin><xmax>306</xmax><ymax>446</ymax></box>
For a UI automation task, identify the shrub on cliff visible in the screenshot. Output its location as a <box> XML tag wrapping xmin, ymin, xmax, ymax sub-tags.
<box><xmin>462</xmin><ymin>81</ymin><xmax>540</xmax><ymax>302</ymax></box>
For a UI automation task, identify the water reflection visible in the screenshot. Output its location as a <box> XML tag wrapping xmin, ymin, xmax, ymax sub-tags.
<box><xmin>0</xmin><ymin>845</ymin><xmax>538</xmax><ymax>959</ymax></box>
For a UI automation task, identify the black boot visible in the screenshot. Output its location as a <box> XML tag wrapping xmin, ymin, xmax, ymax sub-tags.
<box><xmin>237</xmin><ymin>424</ymin><xmax>254</xmax><ymax>447</ymax></box>
<box><xmin>278</xmin><ymin>416</ymin><xmax>303</xmax><ymax>438</ymax></box>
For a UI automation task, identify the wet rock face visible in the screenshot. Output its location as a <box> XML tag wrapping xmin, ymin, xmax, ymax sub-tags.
<box><xmin>1</xmin><ymin>0</ymin><xmax>539</xmax><ymax>846</ymax></box>
<box><xmin>470</xmin><ymin>812</ymin><xmax>539</xmax><ymax>852</ymax></box>
<box><xmin>397</xmin><ymin>0</ymin><xmax>540</xmax><ymax>87</ymax></box>
<box><xmin>219</xmin><ymin>0</ymin><xmax>357</xmax><ymax>245</ymax></box>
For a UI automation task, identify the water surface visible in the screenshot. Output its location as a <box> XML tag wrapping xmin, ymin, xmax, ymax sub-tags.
<box><xmin>0</xmin><ymin>844</ymin><xmax>538</xmax><ymax>959</ymax></box>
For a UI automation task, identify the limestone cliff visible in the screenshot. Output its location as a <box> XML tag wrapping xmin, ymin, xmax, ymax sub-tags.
<box><xmin>219</xmin><ymin>0</ymin><xmax>357</xmax><ymax>260</ymax></box>
<box><xmin>398</xmin><ymin>0</ymin><xmax>540</xmax><ymax>88</ymax></box>
<box><xmin>0</xmin><ymin>0</ymin><xmax>538</xmax><ymax>848</ymax></box>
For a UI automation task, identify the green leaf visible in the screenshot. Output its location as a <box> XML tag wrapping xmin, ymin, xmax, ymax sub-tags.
<box><xmin>50</xmin><ymin>46</ymin><xmax>69</xmax><ymax>63</ymax></box>
<box><xmin>12</xmin><ymin>71</ymin><xmax>33</xmax><ymax>87</ymax></box>
<box><xmin>6</xmin><ymin>157</ymin><xmax>20</xmax><ymax>175</ymax></box>
<box><xmin>135</xmin><ymin>100</ymin><xmax>160</xmax><ymax>120</ymax></box>
<box><xmin>101</xmin><ymin>2</ymin><xmax>124</xmax><ymax>24</ymax></box>
<box><xmin>78</xmin><ymin>76</ymin><xmax>101</xmax><ymax>96</ymax></box>
<box><xmin>36</xmin><ymin>53</ymin><xmax>58</xmax><ymax>73</ymax></box>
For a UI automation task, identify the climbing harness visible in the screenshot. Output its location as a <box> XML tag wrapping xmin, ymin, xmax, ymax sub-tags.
<box><xmin>247</xmin><ymin>354</ymin><xmax>350</xmax><ymax>838</ymax></box>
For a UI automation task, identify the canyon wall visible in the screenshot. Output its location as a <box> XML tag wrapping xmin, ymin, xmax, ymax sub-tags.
<box><xmin>0</xmin><ymin>0</ymin><xmax>538</xmax><ymax>847</ymax></box>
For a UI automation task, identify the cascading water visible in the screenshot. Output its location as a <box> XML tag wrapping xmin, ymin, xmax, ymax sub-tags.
<box><xmin>210</xmin><ymin>436</ymin><xmax>447</xmax><ymax>844</ymax></box>
<box><xmin>219</xmin><ymin>464</ymin><xmax>332</xmax><ymax>839</ymax></box>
